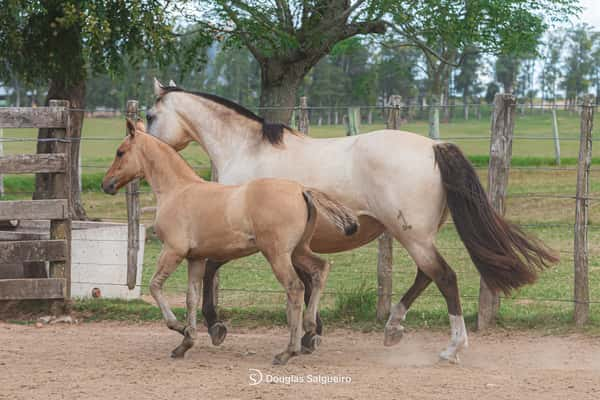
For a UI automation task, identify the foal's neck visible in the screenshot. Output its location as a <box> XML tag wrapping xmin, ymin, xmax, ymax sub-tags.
<box><xmin>139</xmin><ymin>134</ymin><xmax>202</xmax><ymax>198</ymax></box>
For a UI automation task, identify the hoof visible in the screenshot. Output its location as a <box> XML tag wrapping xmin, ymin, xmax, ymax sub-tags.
<box><xmin>383</xmin><ymin>325</ymin><xmax>405</xmax><ymax>347</ymax></box>
<box><xmin>301</xmin><ymin>333</ymin><xmax>321</xmax><ymax>354</ymax></box>
<box><xmin>439</xmin><ymin>349</ymin><xmax>459</xmax><ymax>364</ymax></box>
<box><xmin>171</xmin><ymin>345</ymin><xmax>188</xmax><ymax>359</ymax></box>
<box><xmin>208</xmin><ymin>322</ymin><xmax>227</xmax><ymax>346</ymax></box>
<box><xmin>272</xmin><ymin>351</ymin><xmax>297</xmax><ymax>366</ymax></box>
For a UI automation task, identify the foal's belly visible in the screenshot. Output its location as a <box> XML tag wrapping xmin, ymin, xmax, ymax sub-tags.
<box><xmin>310</xmin><ymin>214</ymin><xmax>385</xmax><ymax>253</ymax></box>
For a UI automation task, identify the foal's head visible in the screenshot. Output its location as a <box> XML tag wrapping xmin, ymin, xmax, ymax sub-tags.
<box><xmin>102</xmin><ymin>118</ymin><xmax>146</xmax><ymax>195</ymax></box>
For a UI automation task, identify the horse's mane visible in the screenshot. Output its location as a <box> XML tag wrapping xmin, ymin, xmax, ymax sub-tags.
<box><xmin>160</xmin><ymin>86</ymin><xmax>293</xmax><ymax>145</ymax></box>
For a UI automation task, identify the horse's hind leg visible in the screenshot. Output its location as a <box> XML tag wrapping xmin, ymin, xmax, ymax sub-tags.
<box><xmin>150</xmin><ymin>248</ymin><xmax>185</xmax><ymax>335</ymax></box>
<box><xmin>294</xmin><ymin>266</ymin><xmax>324</xmax><ymax>336</ymax></box>
<box><xmin>398</xmin><ymin>242</ymin><xmax>468</xmax><ymax>363</ymax></box>
<box><xmin>202</xmin><ymin>259</ymin><xmax>228</xmax><ymax>346</ymax></box>
<box><xmin>172</xmin><ymin>258</ymin><xmax>206</xmax><ymax>358</ymax></box>
<box><xmin>264</xmin><ymin>252</ymin><xmax>304</xmax><ymax>365</ymax></box>
<box><xmin>384</xmin><ymin>268</ymin><xmax>432</xmax><ymax>346</ymax></box>
<box><xmin>293</xmin><ymin>251</ymin><xmax>330</xmax><ymax>354</ymax></box>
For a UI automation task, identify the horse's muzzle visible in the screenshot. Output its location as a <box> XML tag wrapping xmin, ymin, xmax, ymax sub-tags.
<box><xmin>101</xmin><ymin>177</ymin><xmax>118</xmax><ymax>195</ymax></box>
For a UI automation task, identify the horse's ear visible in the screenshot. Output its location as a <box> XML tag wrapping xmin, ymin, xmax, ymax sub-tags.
<box><xmin>153</xmin><ymin>77</ymin><xmax>166</xmax><ymax>96</ymax></box>
<box><xmin>126</xmin><ymin>118</ymin><xmax>136</xmax><ymax>137</ymax></box>
<box><xmin>168</xmin><ymin>79</ymin><xmax>176</xmax><ymax>87</ymax></box>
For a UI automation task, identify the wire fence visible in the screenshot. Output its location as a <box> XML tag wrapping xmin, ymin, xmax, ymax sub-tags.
<box><xmin>1</xmin><ymin>101</ymin><xmax>599</xmax><ymax>320</ymax></box>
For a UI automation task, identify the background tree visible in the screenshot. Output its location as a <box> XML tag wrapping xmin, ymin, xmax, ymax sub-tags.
<box><xmin>0</xmin><ymin>0</ymin><xmax>180</xmax><ymax>219</ymax></box>
<box><xmin>455</xmin><ymin>48</ymin><xmax>483</xmax><ymax>119</ymax></box>
<box><xmin>562</xmin><ymin>25</ymin><xmax>594</xmax><ymax>108</ymax></box>
<box><xmin>540</xmin><ymin>33</ymin><xmax>564</xmax><ymax>108</ymax></box>
<box><xmin>196</xmin><ymin>0</ymin><xmax>387</xmax><ymax>123</ymax></box>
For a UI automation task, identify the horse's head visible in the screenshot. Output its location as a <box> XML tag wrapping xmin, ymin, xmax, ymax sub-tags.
<box><xmin>102</xmin><ymin>118</ymin><xmax>145</xmax><ymax>195</ymax></box>
<box><xmin>146</xmin><ymin>78</ymin><xmax>194</xmax><ymax>151</ymax></box>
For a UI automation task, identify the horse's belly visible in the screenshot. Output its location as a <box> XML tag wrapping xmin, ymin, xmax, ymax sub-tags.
<box><xmin>310</xmin><ymin>214</ymin><xmax>384</xmax><ymax>253</ymax></box>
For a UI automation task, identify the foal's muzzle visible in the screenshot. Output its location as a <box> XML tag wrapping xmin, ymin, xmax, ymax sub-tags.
<box><xmin>101</xmin><ymin>177</ymin><xmax>118</xmax><ymax>195</ymax></box>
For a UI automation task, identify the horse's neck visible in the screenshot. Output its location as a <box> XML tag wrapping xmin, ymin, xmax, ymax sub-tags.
<box><xmin>140</xmin><ymin>136</ymin><xmax>201</xmax><ymax>198</ymax></box>
<box><xmin>182</xmin><ymin>101</ymin><xmax>264</xmax><ymax>173</ymax></box>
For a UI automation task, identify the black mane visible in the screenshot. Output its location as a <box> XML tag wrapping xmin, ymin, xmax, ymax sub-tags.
<box><xmin>161</xmin><ymin>86</ymin><xmax>291</xmax><ymax>145</ymax></box>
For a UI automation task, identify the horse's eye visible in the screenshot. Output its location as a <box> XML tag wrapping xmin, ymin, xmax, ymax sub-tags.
<box><xmin>116</xmin><ymin>150</ymin><xmax>124</xmax><ymax>158</ymax></box>
<box><xmin>146</xmin><ymin>113</ymin><xmax>154</xmax><ymax>123</ymax></box>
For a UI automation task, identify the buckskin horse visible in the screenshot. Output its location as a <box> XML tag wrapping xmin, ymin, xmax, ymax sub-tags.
<box><xmin>102</xmin><ymin>119</ymin><xmax>358</xmax><ymax>364</ymax></box>
<box><xmin>146</xmin><ymin>79</ymin><xmax>558</xmax><ymax>363</ymax></box>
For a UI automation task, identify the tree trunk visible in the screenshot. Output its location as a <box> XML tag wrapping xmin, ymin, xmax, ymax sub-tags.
<box><xmin>259</xmin><ymin>62</ymin><xmax>305</xmax><ymax>124</ymax></box>
<box><xmin>34</xmin><ymin>79</ymin><xmax>86</xmax><ymax>220</ymax></box>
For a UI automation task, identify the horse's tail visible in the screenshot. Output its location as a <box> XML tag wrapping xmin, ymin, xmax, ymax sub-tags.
<box><xmin>433</xmin><ymin>142</ymin><xmax>559</xmax><ymax>295</ymax></box>
<box><xmin>302</xmin><ymin>189</ymin><xmax>358</xmax><ymax>236</ymax></box>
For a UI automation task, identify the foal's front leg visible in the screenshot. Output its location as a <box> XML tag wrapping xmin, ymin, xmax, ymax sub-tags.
<box><xmin>150</xmin><ymin>248</ymin><xmax>185</xmax><ymax>335</ymax></box>
<box><xmin>172</xmin><ymin>258</ymin><xmax>206</xmax><ymax>358</ymax></box>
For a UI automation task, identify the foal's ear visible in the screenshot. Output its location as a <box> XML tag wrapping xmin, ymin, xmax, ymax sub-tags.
<box><xmin>135</xmin><ymin>119</ymin><xmax>146</xmax><ymax>132</ymax></box>
<box><xmin>126</xmin><ymin>118</ymin><xmax>137</xmax><ymax>137</ymax></box>
<box><xmin>153</xmin><ymin>77</ymin><xmax>166</xmax><ymax>96</ymax></box>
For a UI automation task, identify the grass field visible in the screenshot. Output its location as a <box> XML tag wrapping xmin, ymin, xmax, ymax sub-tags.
<box><xmin>3</xmin><ymin>109</ymin><xmax>600</xmax><ymax>330</ymax></box>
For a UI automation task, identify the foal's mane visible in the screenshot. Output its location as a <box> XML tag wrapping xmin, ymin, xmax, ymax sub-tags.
<box><xmin>160</xmin><ymin>86</ymin><xmax>295</xmax><ymax>145</ymax></box>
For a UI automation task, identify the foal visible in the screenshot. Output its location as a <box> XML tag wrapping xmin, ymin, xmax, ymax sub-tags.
<box><xmin>102</xmin><ymin>119</ymin><xmax>358</xmax><ymax>364</ymax></box>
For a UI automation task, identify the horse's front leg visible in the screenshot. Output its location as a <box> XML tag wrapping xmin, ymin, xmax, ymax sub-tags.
<box><xmin>172</xmin><ymin>258</ymin><xmax>206</xmax><ymax>358</ymax></box>
<box><xmin>202</xmin><ymin>259</ymin><xmax>228</xmax><ymax>346</ymax></box>
<box><xmin>150</xmin><ymin>248</ymin><xmax>185</xmax><ymax>335</ymax></box>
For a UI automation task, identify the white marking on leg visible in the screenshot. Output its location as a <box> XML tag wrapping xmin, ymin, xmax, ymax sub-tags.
<box><xmin>440</xmin><ymin>314</ymin><xmax>468</xmax><ymax>363</ymax></box>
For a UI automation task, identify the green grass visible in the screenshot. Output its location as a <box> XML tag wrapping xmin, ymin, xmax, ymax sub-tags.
<box><xmin>4</xmin><ymin>111</ymin><xmax>600</xmax><ymax>330</ymax></box>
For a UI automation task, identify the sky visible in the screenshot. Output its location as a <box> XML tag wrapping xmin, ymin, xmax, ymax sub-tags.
<box><xmin>579</xmin><ymin>0</ymin><xmax>600</xmax><ymax>28</ymax></box>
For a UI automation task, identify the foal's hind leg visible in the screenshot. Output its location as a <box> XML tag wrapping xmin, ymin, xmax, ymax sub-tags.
<box><xmin>294</xmin><ymin>266</ymin><xmax>324</xmax><ymax>336</ymax></box>
<box><xmin>264</xmin><ymin>252</ymin><xmax>305</xmax><ymax>365</ymax></box>
<box><xmin>293</xmin><ymin>251</ymin><xmax>331</xmax><ymax>354</ymax></box>
<box><xmin>150</xmin><ymin>248</ymin><xmax>185</xmax><ymax>335</ymax></box>
<box><xmin>202</xmin><ymin>259</ymin><xmax>228</xmax><ymax>346</ymax></box>
<box><xmin>172</xmin><ymin>258</ymin><xmax>206</xmax><ymax>358</ymax></box>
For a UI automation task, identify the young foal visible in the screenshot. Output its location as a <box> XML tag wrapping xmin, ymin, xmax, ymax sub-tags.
<box><xmin>102</xmin><ymin>120</ymin><xmax>358</xmax><ymax>364</ymax></box>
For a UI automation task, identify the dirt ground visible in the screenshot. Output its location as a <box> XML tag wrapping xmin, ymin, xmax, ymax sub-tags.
<box><xmin>1</xmin><ymin>321</ymin><xmax>600</xmax><ymax>400</ymax></box>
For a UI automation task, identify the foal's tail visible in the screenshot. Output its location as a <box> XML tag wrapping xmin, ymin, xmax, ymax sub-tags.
<box><xmin>302</xmin><ymin>189</ymin><xmax>358</xmax><ymax>236</ymax></box>
<box><xmin>433</xmin><ymin>142</ymin><xmax>559</xmax><ymax>295</ymax></box>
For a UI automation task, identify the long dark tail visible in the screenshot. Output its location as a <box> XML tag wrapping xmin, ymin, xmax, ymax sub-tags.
<box><xmin>303</xmin><ymin>189</ymin><xmax>358</xmax><ymax>236</ymax></box>
<box><xmin>433</xmin><ymin>143</ymin><xmax>559</xmax><ymax>295</ymax></box>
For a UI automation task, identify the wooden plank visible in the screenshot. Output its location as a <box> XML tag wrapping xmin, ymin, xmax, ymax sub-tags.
<box><xmin>0</xmin><ymin>153</ymin><xmax>67</xmax><ymax>174</ymax></box>
<box><xmin>0</xmin><ymin>231</ymin><xmax>46</xmax><ymax>241</ymax></box>
<box><xmin>298</xmin><ymin>96</ymin><xmax>310</xmax><ymax>135</ymax></box>
<box><xmin>0</xmin><ymin>107</ymin><xmax>67</xmax><ymax>128</ymax></box>
<box><xmin>478</xmin><ymin>93</ymin><xmax>516</xmax><ymax>331</ymax></box>
<box><xmin>0</xmin><ymin>240</ymin><xmax>66</xmax><ymax>264</ymax></box>
<box><xmin>0</xmin><ymin>199</ymin><xmax>67</xmax><ymax>220</ymax></box>
<box><xmin>0</xmin><ymin>278</ymin><xmax>65</xmax><ymax>300</ymax></box>
<box><xmin>574</xmin><ymin>95</ymin><xmax>594</xmax><ymax>327</ymax></box>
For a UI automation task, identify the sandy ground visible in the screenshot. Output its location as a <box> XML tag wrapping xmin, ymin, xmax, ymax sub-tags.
<box><xmin>1</xmin><ymin>322</ymin><xmax>600</xmax><ymax>400</ymax></box>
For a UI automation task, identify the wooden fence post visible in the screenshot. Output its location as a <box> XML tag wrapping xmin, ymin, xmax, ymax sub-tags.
<box><xmin>574</xmin><ymin>95</ymin><xmax>594</xmax><ymax>327</ymax></box>
<box><xmin>298</xmin><ymin>96</ymin><xmax>309</xmax><ymax>135</ymax></box>
<box><xmin>346</xmin><ymin>107</ymin><xmax>360</xmax><ymax>136</ymax></box>
<box><xmin>477</xmin><ymin>93</ymin><xmax>516</xmax><ymax>330</ymax></box>
<box><xmin>428</xmin><ymin>95</ymin><xmax>440</xmax><ymax>139</ymax></box>
<box><xmin>125</xmin><ymin>100</ymin><xmax>140</xmax><ymax>290</ymax></box>
<box><xmin>49</xmin><ymin>99</ymin><xmax>72</xmax><ymax>313</ymax></box>
<box><xmin>0</xmin><ymin>128</ymin><xmax>3</xmax><ymax>197</ymax></box>
<box><xmin>552</xmin><ymin>109</ymin><xmax>561</xmax><ymax>166</ymax></box>
<box><xmin>376</xmin><ymin>95</ymin><xmax>401</xmax><ymax>321</ymax></box>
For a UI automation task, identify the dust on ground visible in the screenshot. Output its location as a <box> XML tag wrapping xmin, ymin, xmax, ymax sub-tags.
<box><xmin>1</xmin><ymin>321</ymin><xmax>599</xmax><ymax>400</ymax></box>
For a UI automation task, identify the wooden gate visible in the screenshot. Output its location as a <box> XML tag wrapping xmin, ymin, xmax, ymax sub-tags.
<box><xmin>0</xmin><ymin>100</ymin><xmax>72</xmax><ymax>303</ymax></box>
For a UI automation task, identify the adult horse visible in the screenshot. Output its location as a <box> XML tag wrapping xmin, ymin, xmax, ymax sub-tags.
<box><xmin>146</xmin><ymin>79</ymin><xmax>557</xmax><ymax>362</ymax></box>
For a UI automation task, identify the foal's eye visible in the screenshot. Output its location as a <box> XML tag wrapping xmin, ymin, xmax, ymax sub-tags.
<box><xmin>116</xmin><ymin>150</ymin><xmax>124</xmax><ymax>158</ymax></box>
